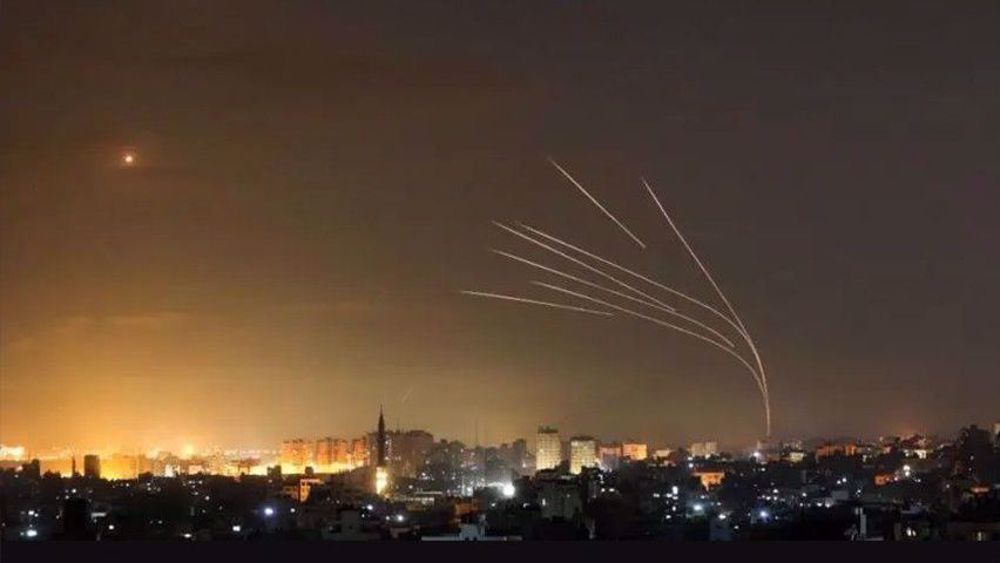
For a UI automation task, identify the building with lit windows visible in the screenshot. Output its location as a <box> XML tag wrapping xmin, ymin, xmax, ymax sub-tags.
<box><xmin>535</xmin><ymin>426</ymin><xmax>562</xmax><ymax>472</ymax></box>
<box><xmin>816</xmin><ymin>442</ymin><xmax>857</xmax><ymax>458</ymax></box>
<box><xmin>621</xmin><ymin>442</ymin><xmax>648</xmax><ymax>461</ymax></box>
<box><xmin>689</xmin><ymin>441</ymin><xmax>718</xmax><ymax>458</ymax></box>
<box><xmin>280</xmin><ymin>439</ymin><xmax>314</xmax><ymax>472</ymax></box>
<box><xmin>653</xmin><ymin>448</ymin><xmax>673</xmax><ymax>460</ymax></box>
<box><xmin>316</xmin><ymin>437</ymin><xmax>334</xmax><ymax>466</ymax></box>
<box><xmin>569</xmin><ymin>436</ymin><xmax>597</xmax><ymax>475</ymax></box>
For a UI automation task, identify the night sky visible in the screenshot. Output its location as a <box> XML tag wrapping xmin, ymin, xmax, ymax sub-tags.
<box><xmin>2</xmin><ymin>1</ymin><xmax>998</xmax><ymax>452</ymax></box>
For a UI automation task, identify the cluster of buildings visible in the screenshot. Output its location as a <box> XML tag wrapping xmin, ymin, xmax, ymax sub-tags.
<box><xmin>535</xmin><ymin>427</ymin><xmax>718</xmax><ymax>476</ymax></box>
<box><xmin>279</xmin><ymin>437</ymin><xmax>367</xmax><ymax>474</ymax></box>
<box><xmin>2</xmin><ymin>417</ymin><xmax>998</xmax><ymax>541</ymax></box>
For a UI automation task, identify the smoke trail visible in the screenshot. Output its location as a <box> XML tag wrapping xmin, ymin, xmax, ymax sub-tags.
<box><xmin>533</xmin><ymin>281</ymin><xmax>768</xmax><ymax>404</ymax></box>
<box><xmin>492</xmin><ymin>248</ymin><xmax>736</xmax><ymax>349</ymax></box>
<box><xmin>548</xmin><ymin>158</ymin><xmax>646</xmax><ymax>249</ymax></box>
<box><xmin>518</xmin><ymin>222</ymin><xmax>749</xmax><ymax>341</ymax></box>
<box><xmin>460</xmin><ymin>290</ymin><xmax>614</xmax><ymax>316</ymax></box>
<box><xmin>640</xmin><ymin>178</ymin><xmax>770</xmax><ymax>435</ymax></box>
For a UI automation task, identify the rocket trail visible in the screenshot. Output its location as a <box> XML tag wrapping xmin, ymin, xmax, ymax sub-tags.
<box><xmin>548</xmin><ymin>158</ymin><xmax>646</xmax><ymax>249</ymax></box>
<box><xmin>492</xmin><ymin>248</ymin><xmax>737</xmax><ymax>349</ymax></box>
<box><xmin>467</xmin><ymin>161</ymin><xmax>773</xmax><ymax>437</ymax></box>
<box><xmin>492</xmin><ymin>221</ymin><xmax>676</xmax><ymax>313</ymax></box>
<box><xmin>460</xmin><ymin>290</ymin><xmax>614</xmax><ymax>316</ymax></box>
<box><xmin>533</xmin><ymin>281</ymin><xmax>768</xmax><ymax>404</ymax></box>
<box><xmin>518</xmin><ymin>222</ymin><xmax>749</xmax><ymax>341</ymax></box>
<box><xmin>641</xmin><ymin>178</ymin><xmax>770</xmax><ymax>434</ymax></box>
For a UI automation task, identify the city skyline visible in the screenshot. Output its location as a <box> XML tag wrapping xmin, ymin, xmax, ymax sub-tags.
<box><xmin>3</xmin><ymin>3</ymin><xmax>1000</xmax><ymax>454</ymax></box>
<box><xmin>3</xmin><ymin>407</ymin><xmax>998</xmax><ymax>461</ymax></box>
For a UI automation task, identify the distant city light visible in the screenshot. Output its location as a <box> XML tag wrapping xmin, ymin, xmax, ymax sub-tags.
<box><xmin>502</xmin><ymin>483</ymin><xmax>516</xmax><ymax>497</ymax></box>
<box><xmin>692</xmin><ymin>503</ymin><xmax>704</xmax><ymax>513</ymax></box>
<box><xmin>0</xmin><ymin>445</ymin><xmax>26</xmax><ymax>460</ymax></box>
<box><xmin>231</xmin><ymin>525</ymin><xmax>241</xmax><ymax>533</ymax></box>
<box><xmin>759</xmin><ymin>509</ymin><xmax>770</xmax><ymax>519</ymax></box>
<box><xmin>263</xmin><ymin>506</ymin><xmax>275</xmax><ymax>517</ymax></box>
<box><xmin>25</xmin><ymin>529</ymin><xmax>38</xmax><ymax>538</ymax></box>
<box><xmin>395</xmin><ymin>514</ymin><xmax>405</xmax><ymax>523</ymax></box>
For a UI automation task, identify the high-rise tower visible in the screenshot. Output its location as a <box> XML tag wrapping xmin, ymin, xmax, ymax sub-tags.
<box><xmin>536</xmin><ymin>426</ymin><xmax>562</xmax><ymax>472</ymax></box>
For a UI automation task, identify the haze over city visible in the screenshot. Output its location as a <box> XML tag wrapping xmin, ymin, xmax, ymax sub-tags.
<box><xmin>2</xmin><ymin>1</ymin><xmax>999</xmax><ymax>455</ymax></box>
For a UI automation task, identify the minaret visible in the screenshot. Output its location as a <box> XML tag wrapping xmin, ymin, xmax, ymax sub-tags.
<box><xmin>373</xmin><ymin>405</ymin><xmax>389</xmax><ymax>495</ymax></box>
<box><xmin>376</xmin><ymin>405</ymin><xmax>387</xmax><ymax>467</ymax></box>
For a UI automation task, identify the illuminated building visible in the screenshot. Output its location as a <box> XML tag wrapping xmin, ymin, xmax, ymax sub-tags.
<box><xmin>375</xmin><ymin>466</ymin><xmax>389</xmax><ymax>496</ymax></box>
<box><xmin>333</xmin><ymin>439</ymin><xmax>350</xmax><ymax>464</ymax></box>
<box><xmin>350</xmin><ymin>438</ymin><xmax>368</xmax><ymax>466</ymax></box>
<box><xmin>621</xmin><ymin>442</ymin><xmax>647</xmax><ymax>461</ymax></box>
<box><xmin>692</xmin><ymin>470</ymin><xmax>725</xmax><ymax>489</ymax></box>
<box><xmin>0</xmin><ymin>445</ymin><xmax>26</xmax><ymax>461</ymax></box>
<box><xmin>816</xmin><ymin>442</ymin><xmax>858</xmax><ymax>458</ymax></box>
<box><xmin>280</xmin><ymin>436</ymin><xmax>362</xmax><ymax>474</ymax></box>
<box><xmin>993</xmin><ymin>421</ymin><xmax>999</xmax><ymax>438</ymax></box>
<box><xmin>569</xmin><ymin>436</ymin><xmax>597</xmax><ymax>475</ymax></box>
<box><xmin>785</xmin><ymin>450</ymin><xmax>807</xmax><ymax>463</ymax></box>
<box><xmin>316</xmin><ymin>437</ymin><xmax>334</xmax><ymax>466</ymax></box>
<box><xmin>280</xmin><ymin>439</ymin><xmax>314</xmax><ymax>472</ymax></box>
<box><xmin>874</xmin><ymin>473</ymin><xmax>894</xmax><ymax>486</ymax></box>
<box><xmin>689</xmin><ymin>441</ymin><xmax>718</xmax><ymax>458</ymax></box>
<box><xmin>535</xmin><ymin>426</ymin><xmax>561</xmax><ymax>472</ymax></box>
<box><xmin>83</xmin><ymin>454</ymin><xmax>101</xmax><ymax>479</ymax></box>
<box><xmin>653</xmin><ymin>448</ymin><xmax>673</xmax><ymax>460</ymax></box>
